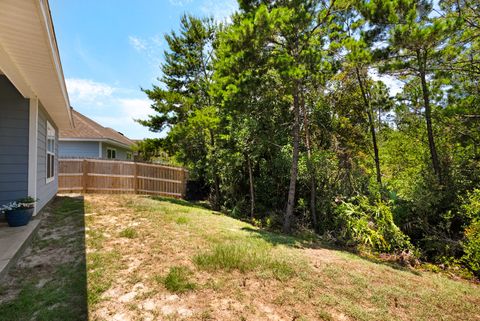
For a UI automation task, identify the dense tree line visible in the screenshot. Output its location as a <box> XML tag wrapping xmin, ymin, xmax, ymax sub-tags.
<box><xmin>139</xmin><ymin>0</ymin><xmax>480</xmax><ymax>277</ymax></box>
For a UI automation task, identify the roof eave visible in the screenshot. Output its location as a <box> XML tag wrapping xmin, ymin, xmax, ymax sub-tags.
<box><xmin>38</xmin><ymin>0</ymin><xmax>73</xmax><ymax>128</ymax></box>
<box><xmin>0</xmin><ymin>0</ymin><xmax>73</xmax><ymax>129</ymax></box>
<box><xmin>59</xmin><ymin>137</ymin><xmax>133</xmax><ymax>150</ymax></box>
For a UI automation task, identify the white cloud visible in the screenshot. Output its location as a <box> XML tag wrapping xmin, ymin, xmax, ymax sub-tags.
<box><xmin>200</xmin><ymin>0</ymin><xmax>237</xmax><ymax>22</ymax></box>
<box><xmin>66</xmin><ymin>78</ymin><xmax>159</xmax><ymax>139</ymax></box>
<box><xmin>151</xmin><ymin>35</ymin><xmax>163</xmax><ymax>47</ymax></box>
<box><xmin>118</xmin><ymin>98</ymin><xmax>152</xmax><ymax>121</ymax></box>
<box><xmin>128</xmin><ymin>35</ymin><xmax>163</xmax><ymax>67</ymax></box>
<box><xmin>370</xmin><ymin>71</ymin><xmax>404</xmax><ymax>96</ymax></box>
<box><xmin>169</xmin><ymin>0</ymin><xmax>193</xmax><ymax>6</ymax></box>
<box><xmin>66</xmin><ymin>78</ymin><xmax>116</xmax><ymax>103</ymax></box>
<box><xmin>128</xmin><ymin>36</ymin><xmax>147</xmax><ymax>52</ymax></box>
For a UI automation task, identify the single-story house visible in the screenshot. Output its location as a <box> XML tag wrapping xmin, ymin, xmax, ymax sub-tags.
<box><xmin>59</xmin><ymin>109</ymin><xmax>135</xmax><ymax>160</ymax></box>
<box><xmin>0</xmin><ymin>0</ymin><xmax>73</xmax><ymax>214</ymax></box>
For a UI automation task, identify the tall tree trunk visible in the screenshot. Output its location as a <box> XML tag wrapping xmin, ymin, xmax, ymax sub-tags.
<box><xmin>284</xmin><ymin>83</ymin><xmax>301</xmax><ymax>234</ymax></box>
<box><xmin>209</xmin><ymin>129</ymin><xmax>221</xmax><ymax>210</ymax></box>
<box><xmin>246</xmin><ymin>154</ymin><xmax>255</xmax><ymax>218</ymax></box>
<box><xmin>302</xmin><ymin>95</ymin><xmax>318</xmax><ymax>231</ymax></box>
<box><xmin>418</xmin><ymin>52</ymin><xmax>442</xmax><ymax>184</ymax></box>
<box><xmin>355</xmin><ymin>67</ymin><xmax>382</xmax><ymax>186</ymax></box>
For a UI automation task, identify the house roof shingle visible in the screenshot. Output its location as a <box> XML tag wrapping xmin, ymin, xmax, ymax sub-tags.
<box><xmin>59</xmin><ymin>109</ymin><xmax>135</xmax><ymax>148</ymax></box>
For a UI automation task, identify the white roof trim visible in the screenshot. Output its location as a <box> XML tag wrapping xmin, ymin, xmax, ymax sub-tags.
<box><xmin>59</xmin><ymin>137</ymin><xmax>133</xmax><ymax>150</ymax></box>
<box><xmin>0</xmin><ymin>45</ymin><xmax>34</xmax><ymax>97</ymax></box>
<box><xmin>0</xmin><ymin>0</ymin><xmax>73</xmax><ymax>129</ymax></box>
<box><xmin>38</xmin><ymin>0</ymin><xmax>73</xmax><ymax>127</ymax></box>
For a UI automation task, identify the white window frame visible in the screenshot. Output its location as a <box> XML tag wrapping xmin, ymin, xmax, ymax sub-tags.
<box><xmin>126</xmin><ymin>152</ymin><xmax>132</xmax><ymax>160</ymax></box>
<box><xmin>107</xmin><ymin>147</ymin><xmax>117</xmax><ymax>160</ymax></box>
<box><xmin>46</xmin><ymin>121</ymin><xmax>55</xmax><ymax>184</ymax></box>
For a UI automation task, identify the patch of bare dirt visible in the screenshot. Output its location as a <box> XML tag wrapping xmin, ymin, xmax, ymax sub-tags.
<box><xmin>84</xmin><ymin>195</ymin><xmax>329</xmax><ymax>321</ymax></box>
<box><xmin>302</xmin><ymin>248</ymin><xmax>346</xmax><ymax>266</ymax></box>
<box><xmin>83</xmin><ymin>195</ymin><xmax>480</xmax><ymax>321</ymax></box>
<box><xmin>0</xmin><ymin>204</ymin><xmax>85</xmax><ymax>305</ymax></box>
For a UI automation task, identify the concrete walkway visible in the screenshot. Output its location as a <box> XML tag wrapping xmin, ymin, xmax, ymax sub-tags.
<box><xmin>0</xmin><ymin>219</ymin><xmax>41</xmax><ymax>280</ymax></box>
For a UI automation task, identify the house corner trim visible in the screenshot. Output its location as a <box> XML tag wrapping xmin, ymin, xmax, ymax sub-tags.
<box><xmin>28</xmin><ymin>98</ymin><xmax>39</xmax><ymax>215</ymax></box>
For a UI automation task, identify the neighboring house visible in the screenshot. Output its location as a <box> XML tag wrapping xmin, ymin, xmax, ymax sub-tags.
<box><xmin>59</xmin><ymin>109</ymin><xmax>135</xmax><ymax>161</ymax></box>
<box><xmin>0</xmin><ymin>0</ymin><xmax>73</xmax><ymax>214</ymax></box>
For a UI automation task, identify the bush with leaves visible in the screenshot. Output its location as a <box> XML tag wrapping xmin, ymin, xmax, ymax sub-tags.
<box><xmin>461</xmin><ymin>189</ymin><xmax>480</xmax><ymax>277</ymax></box>
<box><xmin>332</xmin><ymin>196</ymin><xmax>414</xmax><ymax>254</ymax></box>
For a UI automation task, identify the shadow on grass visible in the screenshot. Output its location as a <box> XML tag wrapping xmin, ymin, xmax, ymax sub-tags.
<box><xmin>241</xmin><ymin>226</ymin><xmax>316</xmax><ymax>248</ymax></box>
<box><xmin>149</xmin><ymin>196</ymin><xmax>212</xmax><ymax>211</ymax></box>
<box><xmin>241</xmin><ymin>226</ymin><xmax>422</xmax><ymax>276</ymax></box>
<box><xmin>147</xmin><ymin>195</ymin><xmax>421</xmax><ymax>277</ymax></box>
<box><xmin>0</xmin><ymin>196</ymin><xmax>88</xmax><ymax>321</ymax></box>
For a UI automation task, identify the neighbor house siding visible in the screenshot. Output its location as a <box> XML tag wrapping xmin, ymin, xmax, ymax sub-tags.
<box><xmin>102</xmin><ymin>142</ymin><xmax>131</xmax><ymax>161</ymax></box>
<box><xmin>36</xmin><ymin>103</ymin><xmax>58</xmax><ymax>211</ymax></box>
<box><xmin>0</xmin><ymin>75</ymin><xmax>29</xmax><ymax>206</ymax></box>
<box><xmin>59</xmin><ymin>141</ymin><xmax>100</xmax><ymax>158</ymax></box>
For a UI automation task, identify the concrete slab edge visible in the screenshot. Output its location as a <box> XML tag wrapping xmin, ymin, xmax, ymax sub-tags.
<box><xmin>0</xmin><ymin>219</ymin><xmax>41</xmax><ymax>281</ymax></box>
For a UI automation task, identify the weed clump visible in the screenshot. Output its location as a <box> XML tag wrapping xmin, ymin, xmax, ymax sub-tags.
<box><xmin>160</xmin><ymin>266</ymin><xmax>196</xmax><ymax>293</ymax></box>
<box><xmin>119</xmin><ymin>227</ymin><xmax>137</xmax><ymax>239</ymax></box>
<box><xmin>194</xmin><ymin>241</ymin><xmax>294</xmax><ymax>280</ymax></box>
<box><xmin>176</xmin><ymin>216</ymin><xmax>189</xmax><ymax>224</ymax></box>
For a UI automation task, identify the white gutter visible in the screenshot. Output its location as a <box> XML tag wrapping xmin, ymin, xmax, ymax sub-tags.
<box><xmin>38</xmin><ymin>0</ymin><xmax>73</xmax><ymax>128</ymax></box>
<box><xmin>59</xmin><ymin>138</ymin><xmax>133</xmax><ymax>150</ymax></box>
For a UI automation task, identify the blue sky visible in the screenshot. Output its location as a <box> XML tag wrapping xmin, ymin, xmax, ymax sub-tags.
<box><xmin>50</xmin><ymin>0</ymin><xmax>237</xmax><ymax>139</ymax></box>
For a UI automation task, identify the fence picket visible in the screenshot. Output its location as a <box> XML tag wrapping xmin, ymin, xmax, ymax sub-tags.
<box><xmin>58</xmin><ymin>159</ymin><xmax>188</xmax><ymax>198</ymax></box>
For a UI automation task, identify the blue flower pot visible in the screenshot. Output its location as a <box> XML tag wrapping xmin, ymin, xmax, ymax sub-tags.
<box><xmin>5</xmin><ymin>208</ymin><xmax>34</xmax><ymax>227</ymax></box>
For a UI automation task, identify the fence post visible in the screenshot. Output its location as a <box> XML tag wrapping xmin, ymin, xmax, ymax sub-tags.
<box><xmin>82</xmin><ymin>159</ymin><xmax>88</xmax><ymax>194</ymax></box>
<box><xmin>134</xmin><ymin>162</ymin><xmax>138</xmax><ymax>194</ymax></box>
<box><xmin>182</xmin><ymin>169</ymin><xmax>189</xmax><ymax>198</ymax></box>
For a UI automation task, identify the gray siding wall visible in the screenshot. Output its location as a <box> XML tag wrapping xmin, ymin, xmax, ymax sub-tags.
<box><xmin>102</xmin><ymin>143</ymin><xmax>132</xmax><ymax>161</ymax></box>
<box><xmin>59</xmin><ymin>141</ymin><xmax>100</xmax><ymax>158</ymax></box>
<box><xmin>36</xmin><ymin>103</ymin><xmax>58</xmax><ymax>211</ymax></box>
<box><xmin>0</xmin><ymin>75</ymin><xmax>29</xmax><ymax>206</ymax></box>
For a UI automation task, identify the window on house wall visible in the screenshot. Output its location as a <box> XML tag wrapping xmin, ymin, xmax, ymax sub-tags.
<box><xmin>126</xmin><ymin>152</ymin><xmax>132</xmax><ymax>160</ymax></box>
<box><xmin>46</xmin><ymin>121</ymin><xmax>55</xmax><ymax>183</ymax></box>
<box><xmin>107</xmin><ymin>148</ymin><xmax>116</xmax><ymax>159</ymax></box>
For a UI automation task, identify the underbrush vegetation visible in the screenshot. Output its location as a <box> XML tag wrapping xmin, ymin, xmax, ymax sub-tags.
<box><xmin>461</xmin><ymin>190</ymin><xmax>480</xmax><ymax>277</ymax></box>
<box><xmin>332</xmin><ymin>196</ymin><xmax>414</xmax><ymax>254</ymax></box>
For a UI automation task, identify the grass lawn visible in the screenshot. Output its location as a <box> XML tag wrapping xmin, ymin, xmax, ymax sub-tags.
<box><xmin>0</xmin><ymin>194</ymin><xmax>479</xmax><ymax>320</ymax></box>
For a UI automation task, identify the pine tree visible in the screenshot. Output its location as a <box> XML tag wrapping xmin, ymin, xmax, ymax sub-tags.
<box><xmin>138</xmin><ymin>15</ymin><xmax>222</xmax><ymax>207</ymax></box>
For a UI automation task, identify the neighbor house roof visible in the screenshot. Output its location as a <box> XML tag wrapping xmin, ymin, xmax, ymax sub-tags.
<box><xmin>59</xmin><ymin>109</ymin><xmax>135</xmax><ymax>149</ymax></box>
<box><xmin>0</xmin><ymin>0</ymin><xmax>73</xmax><ymax>128</ymax></box>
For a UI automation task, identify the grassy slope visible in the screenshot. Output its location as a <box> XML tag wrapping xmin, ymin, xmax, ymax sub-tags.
<box><xmin>1</xmin><ymin>195</ymin><xmax>479</xmax><ymax>321</ymax></box>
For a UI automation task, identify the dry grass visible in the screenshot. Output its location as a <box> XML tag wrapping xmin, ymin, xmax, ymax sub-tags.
<box><xmin>84</xmin><ymin>194</ymin><xmax>480</xmax><ymax>321</ymax></box>
<box><xmin>0</xmin><ymin>197</ymin><xmax>87</xmax><ymax>321</ymax></box>
<box><xmin>1</xmin><ymin>194</ymin><xmax>479</xmax><ymax>321</ymax></box>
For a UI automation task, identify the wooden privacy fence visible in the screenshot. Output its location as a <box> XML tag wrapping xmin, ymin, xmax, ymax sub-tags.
<box><xmin>58</xmin><ymin>159</ymin><xmax>188</xmax><ymax>198</ymax></box>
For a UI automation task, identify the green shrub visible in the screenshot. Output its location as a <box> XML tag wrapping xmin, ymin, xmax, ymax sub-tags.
<box><xmin>332</xmin><ymin>196</ymin><xmax>414</xmax><ymax>254</ymax></box>
<box><xmin>462</xmin><ymin>221</ymin><xmax>480</xmax><ymax>276</ymax></box>
<box><xmin>461</xmin><ymin>189</ymin><xmax>480</xmax><ymax>221</ymax></box>
<box><xmin>161</xmin><ymin>266</ymin><xmax>196</xmax><ymax>293</ymax></box>
<box><xmin>461</xmin><ymin>190</ymin><xmax>480</xmax><ymax>277</ymax></box>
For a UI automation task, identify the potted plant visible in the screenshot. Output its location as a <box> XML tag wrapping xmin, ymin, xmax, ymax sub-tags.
<box><xmin>0</xmin><ymin>196</ymin><xmax>37</xmax><ymax>227</ymax></box>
